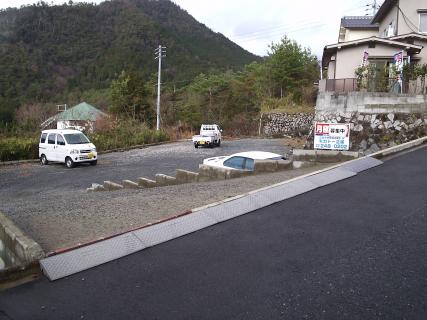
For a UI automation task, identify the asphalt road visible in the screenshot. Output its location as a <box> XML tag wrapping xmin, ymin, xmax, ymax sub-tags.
<box><xmin>0</xmin><ymin>146</ymin><xmax>426</xmax><ymax>319</ymax></box>
<box><xmin>0</xmin><ymin>138</ymin><xmax>289</xmax><ymax>196</ymax></box>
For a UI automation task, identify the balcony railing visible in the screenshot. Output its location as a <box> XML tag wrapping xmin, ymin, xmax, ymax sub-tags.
<box><xmin>320</xmin><ymin>77</ymin><xmax>427</xmax><ymax>94</ymax></box>
<box><xmin>324</xmin><ymin>78</ymin><xmax>357</xmax><ymax>93</ymax></box>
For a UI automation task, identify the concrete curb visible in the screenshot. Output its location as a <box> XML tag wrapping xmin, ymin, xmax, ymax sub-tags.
<box><xmin>369</xmin><ymin>135</ymin><xmax>427</xmax><ymax>158</ymax></box>
<box><xmin>0</xmin><ymin>159</ymin><xmax>39</xmax><ymax>167</ymax></box>
<box><xmin>0</xmin><ymin>212</ymin><xmax>45</xmax><ymax>275</ymax></box>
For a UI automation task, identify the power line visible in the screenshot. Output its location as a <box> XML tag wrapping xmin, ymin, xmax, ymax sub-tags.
<box><xmin>234</xmin><ymin>22</ymin><xmax>326</xmax><ymax>42</ymax></box>
<box><xmin>229</xmin><ymin>2</ymin><xmax>367</xmax><ymax>44</ymax></box>
<box><xmin>397</xmin><ymin>6</ymin><xmax>419</xmax><ymax>33</ymax></box>
<box><xmin>232</xmin><ymin>18</ymin><xmax>318</xmax><ymax>39</ymax></box>
<box><xmin>234</xmin><ymin>22</ymin><xmax>326</xmax><ymax>44</ymax></box>
<box><xmin>365</xmin><ymin>0</ymin><xmax>381</xmax><ymax>16</ymax></box>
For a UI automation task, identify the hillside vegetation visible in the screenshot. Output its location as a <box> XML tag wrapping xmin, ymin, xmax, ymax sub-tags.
<box><xmin>0</xmin><ymin>1</ymin><xmax>320</xmax><ymax>161</ymax></box>
<box><xmin>0</xmin><ymin>0</ymin><xmax>257</xmax><ymax>122</ymax></box>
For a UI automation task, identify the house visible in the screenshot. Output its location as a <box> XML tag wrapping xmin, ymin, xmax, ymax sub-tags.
<box><xmin>338</xmin><ymin>16</ymin><xmax>379</xmax><ymax>43</ymax></box>
<box><xmin>322</xmin><ymin>0</ymin><xmax>427</xmax><ymax>92</ymax></box>
<box><xmin>42</xmin><ymin>102</ymin><xmax>107</xmax><ymax>132</ymax></box>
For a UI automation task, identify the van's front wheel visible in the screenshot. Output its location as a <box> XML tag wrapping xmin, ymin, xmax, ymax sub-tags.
<box><xmin>40</xmin><ymin>154</ymin><xmax>48</xmax><ymax>165</ymax></box>
<box><xmin>65</xmin><ymin>157</ymin><xmax>75</xmax><ymax>168</ymax></box>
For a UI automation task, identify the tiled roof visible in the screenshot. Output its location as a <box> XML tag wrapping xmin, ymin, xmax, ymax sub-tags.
<box><xmin>341</xmin><ymin>16</ymin><xmax>379</xmax><ymax>29</ymax></box>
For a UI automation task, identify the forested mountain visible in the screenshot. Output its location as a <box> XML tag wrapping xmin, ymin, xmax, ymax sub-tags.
<box><xmin>0</xmin><ymin>0</ymin><xmax>258</xmax><ymax>122</ymax></box>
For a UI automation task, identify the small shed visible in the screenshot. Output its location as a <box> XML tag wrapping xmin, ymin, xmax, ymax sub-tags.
<box><xmin>53</xmin><ymin>102</ymin><xmax>107</xmax><ymax>133</ymax></box>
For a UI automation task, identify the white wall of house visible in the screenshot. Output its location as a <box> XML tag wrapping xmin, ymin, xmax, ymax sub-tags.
<box><xmin>334</xmin><ymin>44</ymin><xmax>408</xmax><ymax>79</ymax></box>
<box><xmin>398</xmin><ymin>0</ymin><xmax>426</xmax><ymax>34</ymax></box>
<box><xmin>412</xmin><ymin>39</ymin><xmax>427</xmax><ymax>64</ymax></box>
<box><xmin>327</xmin><ymin>59</ymin><xmax>336</xmax><ymax>79</ymax></box>
<box><xmin>335</xmin><ymin>47</ymin><xmax>365</xmax><ymax>79</ymax></box>
<box><xmin>57</xmin><ymin>120</ymin><xmax>94</xmax><ymax>132</ymax></box>
<box><xmin>379</xmin><ymin>5</ymin><xmax>399</xmax><ymax>37</ymax></box>
<box><xmin>344</xmin><ymin>29</ymin><xmax>378</xmax><ymax>42</ymax></box>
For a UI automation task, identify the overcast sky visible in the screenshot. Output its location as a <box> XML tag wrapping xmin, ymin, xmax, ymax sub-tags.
<box><xmin>0</xmin><ymin>0</ymin><xmax>379</xmax><ymax>57</ymax></box>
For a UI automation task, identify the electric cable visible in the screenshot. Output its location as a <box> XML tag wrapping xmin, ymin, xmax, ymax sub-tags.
<box><xmin>397</xmin><ymin>6</ymin><xmax>420</xmax><ymax>33</ymax></box>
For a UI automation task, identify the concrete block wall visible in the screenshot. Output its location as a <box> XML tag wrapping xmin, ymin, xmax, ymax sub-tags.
<box><xmin>0</xmin><ymin>212</ymin><xmax>45</xmax><ymax>271</ymax></box>
<box><xmin>88</xmin><ymin>160</ymin><xmax>296</xmax><ymax>192</ymax></box>
<box><xmin>253</xmin><ymin>160</ymin><xmax>293</xmax><ymax>172</ymax></box>
<box><xmin>293</xmin><ymin>150</ymin><xmax>359</xmax><ymax>163</ymax></box>
<box><xmin>155</xmin><ymin>174</ymin><xmax>178</xmax><ymax>186</ymax></box>
<box><xmin>175</xmin><ymin>169</ymin><xmax>199</xmax><ymax>184</ymax></box>
<box><xmin>316</xmin><ymin>92</ymin><xmax>427</xmax><ymax>114</ymax></box>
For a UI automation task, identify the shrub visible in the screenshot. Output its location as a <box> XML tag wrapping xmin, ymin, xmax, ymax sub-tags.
<box><xmin>0</xmin><ymin>136</ymin><xmax>39</xmax><ymax>161</ymax></box>
<box><xmin>87</xmin><ymin>120</ymin><xmax>169</xmax><ymax>151</ymax></box>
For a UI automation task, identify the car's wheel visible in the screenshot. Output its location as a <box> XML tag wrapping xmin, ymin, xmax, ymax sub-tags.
<box><xmin>194</xmin><ymin>144</ymin><xmax>199</xmax><ymax>149</ymax></box>
<box><xmin>90</xmin><ymin>160</ymin><xmax>97</xmax><ymax>166</ymax></box>
<box><xmin>40</xmin><ymin>154</ymin><xmax>48</xmax><ymax>165</ymax></box>
<box><xmin>217</xmin><ymin>139</ymin><xmax>221</xmax><ymax>147</ymax></box>
<box><xmin>65</xmin><ymin>157</ymin><xmax>75</xmax><ymax>168</ymax></box>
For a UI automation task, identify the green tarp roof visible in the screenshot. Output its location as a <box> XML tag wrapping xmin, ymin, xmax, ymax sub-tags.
<box><xmin>56</xmin><ymin>102</ymin><xmax>106</xmax><ymax>121</ymax></box>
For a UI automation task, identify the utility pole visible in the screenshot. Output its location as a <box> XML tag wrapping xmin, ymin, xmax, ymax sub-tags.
<box><xmin>366</xmin><ymin>0</ymin><xmax>379</xmax><ymax>16</ymax></box>
<box><xmin>155</xmin><ymin>45</ymin><xmax>166</xmax><ymax>131</ymax></box>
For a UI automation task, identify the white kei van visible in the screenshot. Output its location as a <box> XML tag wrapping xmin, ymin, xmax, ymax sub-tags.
<box><xmin>39</xmin><ymin>129</ymin><xmax>97</xmax><ymax>168</ymax></box>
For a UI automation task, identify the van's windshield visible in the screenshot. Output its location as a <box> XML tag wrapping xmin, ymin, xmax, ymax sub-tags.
<box><xmin>64</xmin><ymin>133</ymin><xmax>90</xmax><ymax>145</ymax></box>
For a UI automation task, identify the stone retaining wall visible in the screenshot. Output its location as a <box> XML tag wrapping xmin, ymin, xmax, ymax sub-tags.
<box><xmin>307</xmin><ymin>111</ymin><xmax>426</xmax><ymax>153</ymax></box>
<box><xmin>263</xmin><ymin>112</ymin><xmax>314</xmax><ymax>137</ymax></box>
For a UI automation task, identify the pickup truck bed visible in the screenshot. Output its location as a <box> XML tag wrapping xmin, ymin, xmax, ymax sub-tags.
<box><xmin>192</xmin><ymin>124</ymin><xmax>222</xmax><ymax>148</ymax></box>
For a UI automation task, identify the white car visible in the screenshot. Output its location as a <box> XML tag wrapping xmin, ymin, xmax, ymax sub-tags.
<box><xmin>203</xmin><ymin>151</ymin><xmax>286</xmax><ymax>171</ymax></box>
<box><xmin>192</xmin><ymin>124</ymin><xmax>222</xmax><ymax>148</ymax></box>
<box><xmin>39</xmin><ymin>129</ymin><xmax>97</xmax><ymax>168</ymax></box>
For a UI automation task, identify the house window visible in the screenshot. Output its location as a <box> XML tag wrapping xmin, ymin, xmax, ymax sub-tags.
<box><xmin>387</xmin><ymin>21</ymin><xmax>396</xmax><ymax>37</ymax></box>
<box><xmin>382</xmin><ymin>29</ymin><xmax>387</xmax><ymax>38</ymax></box>
<box><xmin>420</xmin><ymin>13</ymin><xmax>427</xmax><ymax>33</ymax></box>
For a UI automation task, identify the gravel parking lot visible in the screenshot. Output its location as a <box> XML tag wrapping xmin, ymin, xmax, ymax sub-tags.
<box><xmin>0</xmin><ymin>138</ymin><xmax>331</xmax><ymax>252</ymax></box>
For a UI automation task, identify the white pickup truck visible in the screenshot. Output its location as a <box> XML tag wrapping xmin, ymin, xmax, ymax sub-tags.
<box><xmin>192</xmin><ymin>124</ymin><xmax>222</xmax><ymax>148</ymax></box>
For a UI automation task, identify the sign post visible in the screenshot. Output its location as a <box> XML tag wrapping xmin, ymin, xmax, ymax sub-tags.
<box><xmin>314</xmin><ymin>123</ymin><xmax>350</xmax><ymax>151</ymax></box>
<box><xmin>362</xmin><ymin>50</ymin><xmax>369</xmax><ymax>66</ymax></box>
<box><xmin>393</xmin><ymin>51</ymin><xmax>404</xmax><ymax>94</ymax></box>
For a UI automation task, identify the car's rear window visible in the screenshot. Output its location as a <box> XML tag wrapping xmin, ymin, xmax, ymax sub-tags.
<box><xmin>40</xmin><ymin>133</ymin><xmax>47</xmax><ymax>143</ymax></box>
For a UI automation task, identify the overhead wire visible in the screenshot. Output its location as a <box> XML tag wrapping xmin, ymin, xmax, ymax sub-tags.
<box><xmin>229</xmin><ymin>1</ymin><xmax>368</xmax><ymax>44</ymax></box>
<box><xmin>397</xmin><ymin>6</ymin><xmax>420</xmax><ymax>33</ymax></box>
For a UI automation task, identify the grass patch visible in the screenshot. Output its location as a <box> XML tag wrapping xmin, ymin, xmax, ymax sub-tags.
<box><xmin>0</xmin><ymin>136</ymin><xmax>39</xmax><ymax>161</ymax></box>
<box><xmin>261</xmin><ymin>98</ymin><xmax>314</xmax><ymax>114</ymax></box>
